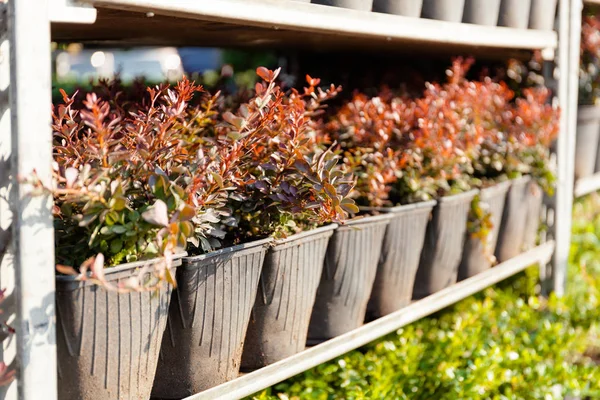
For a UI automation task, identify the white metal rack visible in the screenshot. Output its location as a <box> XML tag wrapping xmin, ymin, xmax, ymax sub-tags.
<box><xmin>0</xmin><ymin>0</ymin><xmax>585</xmax><ymax>399</ymax></box>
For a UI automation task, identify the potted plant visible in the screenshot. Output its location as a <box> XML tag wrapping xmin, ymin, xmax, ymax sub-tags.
<box><xmin>312</xmin><ymin>0</ymin><xmax>373</xmax><ymax>11</ymax></box>
<box><xmin>578</xmin><ymin>15</ymin><xmax>600</xmax><ymax>177</ymax></box>
<box><xmin>49</xmin><ymin>83</ymin><xmax>202</xmax><ymax>400</ymax></box>
<box><xmin>422</xmin><ymin>0</ymin><xmax>466</xmax><ymax>23</ymax></box>
<box><xmin>227</xmin><ymin>70</ymin><xmax>356</xmax><ymax>370</ymax></box>
<box><xmin>528</xmin><ymin>0</ymin><xmax>557</xmax><ymax>30</ymax></box>
<box><xmin>463</xmin><ymin>0</ymin><xmax>501</xmax><ymax>26</ymax></box>
<box><xmin>372</xmin><ymin>0</ymin><xmax>423</xmax><ymax>17</ymax></box>
<box><xmin>495</xmin><ymin>87</ymin><xmax>559</xmax><ymax>262</ymax></box>
<box><xmin>498</xmin><ymin>0</ymin><xmax>532</xmax><ymax>29</ymax></box>
<box><xmin>308</xmin><ymin>95</ymin><xmax>403</xmax><ymax>339</ymax></box>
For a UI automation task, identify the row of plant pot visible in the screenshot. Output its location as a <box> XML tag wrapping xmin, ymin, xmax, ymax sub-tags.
<box><xmin>56</xmin><ymin>174</ymin><xmax>543</xmax><ymax>399</ymax></box>
<box><xmin>48</xmin><ymin>57</ymin><xmax>558</xmax><ymax>399</ymax></box>
<box><xmin>294</xmin><ymin>0</ymin><xmax>556</xmax><ymax>30</ymax></box>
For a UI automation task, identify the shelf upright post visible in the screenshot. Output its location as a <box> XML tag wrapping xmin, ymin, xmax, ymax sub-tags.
<box><xmin>4</xmin><ymin>0</ymin><xmax>57</xmax><ymax>398</ymax></box>
<box><xmin>553</xmin><ymin>0</ymin><xmax>582</xmax><ymax>296</ymax></box>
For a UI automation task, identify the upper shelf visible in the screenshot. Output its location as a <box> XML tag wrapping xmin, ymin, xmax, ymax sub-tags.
<box><xmin>51</xmin><ymin>0</ymin><xmax>558</xmax><ymax>56</ymax></box>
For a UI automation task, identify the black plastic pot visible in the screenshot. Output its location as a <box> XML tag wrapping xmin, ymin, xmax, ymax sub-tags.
<box><xmin>498</xmin><ymin>0</ymin><xmax>532</xmax><ymax>29</ymax></box>
<box><xmin>523</xmin><ymin>181</ymin><xmax>543</xmax><ymax>251</ymax></box>
<box><xmin>365</xmin><ymin>200</ymin><xmax>437</xmax><ymax>318</ymax></box>
<box><xmin>528</xmin><ymin>0</ymin><xmax>557</xmax><ymax>30</ymax></box>
<box><xmin>458</xmin><ymin>181</ymin><xmax>511</xmax><ymax>281</ymax></box>
<box><xmin>413</xmin><ymin>190</ymin><xmax>478</xmax><ymax>299</ymax></box>
<box><xmin>576</xmin><ymin>105</ymin><xmax>600</xmax><ymax>178</ymax></box>
<box><xmin>495</xmin><ymin>176</ymin><xmax>532</xmax><ymax>262</ymax></box>
<box><xmin>311</xmin><ymin>0</ymin><xmax>373</xmax><ymax>11</ymax></box>
<box><xmin>372</xmin><ymin>0</ymin><xmax>423</xmax><ymax>17</ymax></box>
<box><xmin>152</xmin><ymin>239</ymin><xmax>271</xmax><ymax>398</ymax></box>
<box><xmin>463</xmin><ymin>0</ymin><xmax>501</xmax><ymax>26</ymax></box>
<box><xmin>422</xmin><ymin>0</ymin><xmax>466</xmax><ymax>22</ymax></box>
<box><xmin>56</xmin><ymin>257</ymin><xmax>182</xmax><ymax>400</ymax></box>
<box><xmin>308</xmin><ymin>214</ymin><xmax>392</xmax><ymax>341</ymax></box>
<box><xmin>241</xmin><ymin>225</ymin><xmax>335</xmax><ymax>369</ymax></box>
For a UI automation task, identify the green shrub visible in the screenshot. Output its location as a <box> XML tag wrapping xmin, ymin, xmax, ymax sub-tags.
<box><xmin>251</xmin><ymin>197</ymin><xmax>600</xmax><ymax>400</ymax></box>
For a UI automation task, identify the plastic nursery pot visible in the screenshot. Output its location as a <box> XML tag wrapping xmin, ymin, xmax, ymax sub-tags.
<box><xmin>462</xmin><ymin>0</ymin><xmax>501</xmax><ymax>26</ymax></box>
<box><xmin>498</xmin><ymin>0</ymin><xmax>532</xmax><ymax>29</ymax></box>
<box><xmin>528</xmin><ymin>0</ymin><xmax>557</xmax><ymax>30</ymax></box>
<box><xmin>575</xmin><ymin>105</ymin><xmax>600</xmax><ymax>179</ymax></box>
<box><xmin>458</xmin><ymin>181</ymin><xmax>511</xmax><ymax>281</ymax></box>
<box><xmin>495</xmin><ymin>175</ymin><xmax>532</xmax><ymax>263</ymax></box>
<box><xmin>152</xmin><ymin>238</ymin><xmax>271</xmax><ymax>398</ymax></box>
<box><xmin>56</xmin><ymin>256</ymin><xmax>183</xmax><ymax>400</ymax></box>
<box><xmin>523</xmin><ymin>180</ymin><xmax>544</xmax><ymax>251</ymax></box>
<box><xmin>413</xmin><ymin>190</ymin><xmax>478</xmax><ymax>300</ymax></box>
<box><xmin>307</xmin><ymin>214</ymin><xmax>392</xmax><ymax>342</ymax></box>
<box><xmin>365</xmin><ymin>200</ymin><xmax>437</xmax><ymax>318</ymax></box>
<box><xmin>372</xmin><ymin>0</ymin><xmax>423</xmax><ymax>17</ymax></box>
<box><xmin>421</xmin><ymin>0</ymin><xmax>466</xmax><ymax>22</ymax></box>
<box><xmin>311</xmin><ymin>0</ymin><xmax>373</xmax><ymax>11</ymax></box>
<box><xmin>241</xmin><ymin>224</ymin><xmax>336</xmax><ymax>369</ymax></box>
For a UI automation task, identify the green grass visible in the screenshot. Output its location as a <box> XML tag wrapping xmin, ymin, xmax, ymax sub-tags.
<box><xmin>251</xmin><ymin>196</ymin><xmax>600</xmax><ymax>400</ymax></box>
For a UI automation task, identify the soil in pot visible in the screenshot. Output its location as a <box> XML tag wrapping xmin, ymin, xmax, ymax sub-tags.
<box><xmin>56</xmin><ymin>257</ymin><xmax>182</xmax><ymax>400</ymax></box>
<box><xmin>366</xmin><ymin>200</ymin><xmax>437</xmax><ymax>318</ymax></box>
<box><xmin>413</xmin><ymin>190</ymin><xmax>478</xmax><ymax>299</ymax></box>
<box><xmin>463</xmin><ymin>0</ymin><xmax>501</xmax><ymax>26</ymax></box>
<box><xmin>241</xmin><ymin>225</ymin><xmax>335</xmax><ymax>369</ymax></box>
<box><xmin>152</xmin><ymin>239</ymin><xmax>271</xmax><ymax>398</ymax></box>
<box><xmin>311</xmin><ymin>0</ymin><xmax>373</xmax><ymax>11</ymax></box>
<box><xmin>575</xmin><ymin>105</ymin><xmax>600</xmax><ymax>179</ymax></box>
<box><xmin>495</xmin><ymin>176</ymin><xmax>532</xmax><ymax>262</ymax></box>
<box><xmin>523</xmin><ymin>181</ymin><xmax>543</xmax><ymax>250</ymax></box>
<box><xmin>498</xmin><ymin>0</ymin><xmax>532</xmax><ymax>29</ymax></box>
<box><xmin>458</xmin><ymin>181</ymin><xmax>511</xmax><ymax>281</ymax></box>
<box><xmin>372</xmin><ymin>0</ymin><xmax>423</xmax><ymax>17</ymax></box>
<box><xmin>528</xmin><ymin>0</ymin><xmax>557</xmax><ymax>30</ymax></box>
<box><xmin>421</xmin><ymin>0</ymin><xmax>466</xmax><ymax>23</ymax></box>
<box><xmin>308</xmin><ymin>214</ymin><xmax>392</xmax><ymax>341</ymax></box>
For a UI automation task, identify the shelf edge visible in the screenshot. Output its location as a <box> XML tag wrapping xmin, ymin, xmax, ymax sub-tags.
<box><xmin>186</xmin><ymin>240</ymin><xmax>555</xmax><ymax>400</ymax></box>
<box><xmin>574</xmin><ymin>173</ymin><xmax>600</xmax><ymax>198</ymax></box>
<box><xmin>84</xmin><ymin>0</ymin><xmax>558</xmax><ymax>50</ymax></box>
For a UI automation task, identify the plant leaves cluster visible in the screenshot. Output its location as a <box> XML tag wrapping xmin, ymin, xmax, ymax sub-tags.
<box><xmin>49</xmin><ymin>68</ymin><xmax>356</xmax><ymax>287</ymax></box>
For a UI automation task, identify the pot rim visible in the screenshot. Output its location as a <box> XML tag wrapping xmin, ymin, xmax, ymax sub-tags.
<box><xmin>510</xmin><ymin>174</ymin><xmax>532</xmax><ymax>186</ymax></box>
<box><xmin>55</xmin><ymin>251</ymin><xmax>187</xmax><ymax>283</ymax></box>
<box><xmin>479</xmin><ymin>180</ymin><xmax>512</xmax><ymax>199</ymax></box>
<box><xmin>271</xmin><ymin>223</ymin><xmax>337</xmax><ymax>247</ymax></box>
<box><xmin>341</xmin><ymin>212</ymin><xmax>395</xmax><ymax>228</ymax></box>
<box><xmin>359</xmin><ymin>199</ymin><xmax>437</xmax><ymax>214</ymax></box>
<box><xmin>437</xmin><ymin>189</ymin><xmax>479</xmax><ymax>204</ymax></box>
<box><xmin>182</xmin><ymin>237</ymin><xmax>272</xmax><ymax>264</ymax></box>
<box><xmin>577</xmin><ymin>104</ymin><xmax>600</xmax><ymax>122</ymax></box>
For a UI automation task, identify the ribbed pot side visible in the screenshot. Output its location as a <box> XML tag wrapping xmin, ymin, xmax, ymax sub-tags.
<box><xmin>421</xmin><ymin>0</ymin><xmax>466</xmax><ymax>22</ymax></box>
<box><xmin>366</xmin><ymin>200</ymin><xmax>437</xmax><ymax>318</ymax></box>
<box><xmin>462</xmin><ymin>0</ymin><xmax>501</xmax><ymax>26</ymax></box>
<box><xmin>372</xmin><ymin>0</ymin><xmax>423</xmax><ymax>17</ymax></box>
<box><xmin>56</xmin><ymin>258</ymin><xmax>180</xmax><ymax>400</ymax></box>
<box><xmin>241</xmin><ymin>225</ymin><xmax>335</xmax><ymax>370</ymax></box>
<box><xmin>495</xmin><ymin>176</ymin><xmax>532</xmax><ymax>263</ymax></box>
<box><xmin>523</xmin><ymin>181</ymin><xmax>544</xmax><ymax>251</ymax></box>
<box><xmin>576</xmin><ymin>105</ymin><xmax>600</xmax><ymax>178</ymax></box>
<box><xmin>152</xmin><ymin>239</ymin><xmax>270</xmax><ymax>398</ymax></box>
<box><xmin>413</xmin><ymin>190</ymin><xmax>478</xmax><ymax>299</ymax></box>
<box><xmin>498</xmin><ymin>0</ymin><xmax>532</xmax><ymax>29</ymax></box>
<box><xmin>311</xmin><ymin>0</ymin><xmax>373</xmax><ymax>11</ymax></box>
<box><xmin>308</xmin><ymin>215</ymin><xmax>391</xmax><ymax>341</ymax></box>
<box><xmin>458</xmin><ymin>181</ymin><xmax>511</xmax><ymax>281</ymax></box>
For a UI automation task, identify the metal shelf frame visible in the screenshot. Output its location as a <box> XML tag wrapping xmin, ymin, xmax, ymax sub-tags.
<box><xmin>0</xmin><ymin>0</ymin><xmax>583</xmax><ymax>399</ymax></box>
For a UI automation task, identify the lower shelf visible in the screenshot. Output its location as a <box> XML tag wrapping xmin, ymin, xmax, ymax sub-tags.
<box><xmin>185</xmin><ymin>241</ymin><xmax>555</xmax><ymax>400</ymax></box>
<box><xmin>574</xmin><ymin>172</ymin><xmax>600</xmax><ymax>198</ymax></box>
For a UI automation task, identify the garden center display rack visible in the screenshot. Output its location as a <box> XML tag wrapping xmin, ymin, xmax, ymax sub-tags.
<box><xmin>0</xmin><ymin>0</ymin><xmax>592</xmax><ymax>399</ymax></box>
